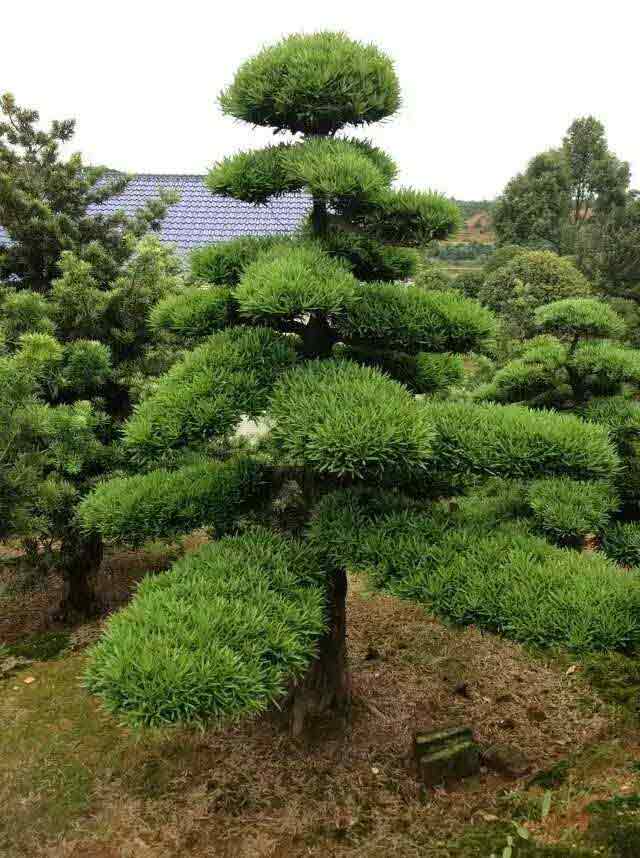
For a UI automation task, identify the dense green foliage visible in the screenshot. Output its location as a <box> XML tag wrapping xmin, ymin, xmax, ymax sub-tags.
<box><xmin>269</xmin><ymin>360</ymin><xmax>434</xmax><ymax>480</ymax></box>
<box><xmin>78</xmin><ymin>456</ymin><xmax>263</xmax><ymax>545</ymax></box>
<box><xmin>122</xmin><ymin>326</ymin><xmax>297</xmax><ymax>466</ymax></box>
<box><xmin>0</xmin><ymin>93</ymin><xmax>176</xmax><ymax>291</ymax></box>
<box><xmin>149</xmin><ymin>286</ymin><xmax>234</xmax><ymax>342</ymax></box>
<box><xmin>478</xmin><ymin>250</ymin><xmax>592</xmax><ymax>335</ymax></box>
<box><xmin>422</xmin><ymin>400</ymin><xmax>619</xmax><ymax>482</ymax></box>
<box><xmin>494</xmin><ymin>117</ymin><xmax>630</xmax><ymax>253</ymax></box>
<box><xmin>526</xmin><ymin>477</ymin><xmax>617</xmax><ymax>542</ymax></box>
<box><xmin>218</xmin><ymin>32</ymin><xmax>401</xmax><ymax>135</ymax></box>
<box><xmin>337</xmin><ymin>283</ymin><xmax>496</xmax><ymax>354</ymax></box>
<box><xmin>312</xmin><ymin>489</ymin><xmax>640</xmax><ymax>653</ymax></box>
<box><xmin>84</xmin><ymin>529</ymin><xmax>327</xmax><ymax>726</ymax></box>
<box><xmin>189</xmin><ymin>236</ymin><xmax>286</xmax><ymax>286</ymax></box>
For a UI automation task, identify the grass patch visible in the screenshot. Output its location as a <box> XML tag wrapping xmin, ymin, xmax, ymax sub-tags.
<box><xmin>5</xmin><ymin>630</ymin><xmax>70</xmax><ymax>661</ymax></box>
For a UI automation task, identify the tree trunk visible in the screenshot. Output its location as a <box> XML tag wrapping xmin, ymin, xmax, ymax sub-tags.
<box><xmin>287</xmin><ymin>566</ymin><xmax>351</xmax><ymax>736</ymax></box>
<box><xmin>301</xmin><ymin>312</ymin><xmax>336</xmax><ymax>359</ymax></box>
<box><xmin>59</xmin><ymin>531</ymin><xmax>104</xmax><ymax>618</ymax></box>
<box><xmin>311</xmin><ymin>197</ymin><xmax>329</xmax><ymax>238</ymax></box>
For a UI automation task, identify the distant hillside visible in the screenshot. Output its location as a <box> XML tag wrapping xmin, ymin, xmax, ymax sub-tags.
<box><xmin>451</xmin><ymin>199</ymin><xmax>496</xmax><ymax>244</ymax></box>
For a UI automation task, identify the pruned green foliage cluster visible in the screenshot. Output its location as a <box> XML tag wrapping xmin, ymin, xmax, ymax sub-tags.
<box><xmin>218</xmin><ymin>32</ymin><xmax>401</xmax><ymax>135</ymax></box>
<box><xmin>337</xmin><ymin>284</ymin><xmax>496</xmax><ymax>354</ymax></box>
<box><xmin>423</xmin><ymin>400</ymin><xmax>619</xmax><ymax>483</ymax></box>
<box><xmin>357</xmin><ymin>188</ymin><xmax>462</xmax><ymax>246</ymax></box>
<box><xmin>269</xmin><ymin>360</ymin><xmax>434</xmax><ymax>480</ymax></box>
<box><xmin>318</xmin><ymin>229</ymin><xmax>417</xmax><ymax>282</ymax></box>
<box><xmin>79</xmin><ymin>456</ymin><xmax>263</xmax><ymax>546</ymax></box>
<box><xmin>526</xmin><ymin>477</ymin><xmax>617</xmax><ymax>542</ymax></box>
<box><xmin>236</xmin><ymin>244</ymin><xmax>357</xmax><ymax>320</ymax></box>
<box><xmin>149</xmin><ymin>287</ymin><xmax>233</xmax><ymax>341</ymax></box>
<box><xmin>84</xmin><ymin>529</ymin><xmax>327</xmax><ymax>726</ymax></box>
<box><xmin>122</xmin><ymin>326</ymin><xmax>297</xmax><ymax>465</ymax></box>
<box><xmin>312</xmin><ymin>489</ymin><xmax>640</xmax><ymax>653</ymax></box>
<box><xmin>601</xmin><ymin>522</ymin><xmax>640</xmax><ymax>566</ymax></box>
<box><xmin>189</xmin><ymin>236</ymin><xmax>288</xmax><ymax>286</ymax></box>
<box><xmin>206</xmin><ymin>145</ymin><xmax>302</xmax><ymax>204</ymax></box>
<box><xmin>535</xmin><ymin>297</ymin><xmax>626</xmax><ymax>339</ymax></box>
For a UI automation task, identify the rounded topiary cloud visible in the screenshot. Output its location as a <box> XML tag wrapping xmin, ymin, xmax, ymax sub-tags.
<box><xmin>219</xmin><ymin>32</ymin><xmax>401</xmax><ymax>135</ymax></box>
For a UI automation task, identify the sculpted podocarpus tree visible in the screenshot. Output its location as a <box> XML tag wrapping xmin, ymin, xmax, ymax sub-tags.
<box><xmin>79</xmin><ymin>33</ymin><xmax>614</xmax><ymax>733</ymax></box>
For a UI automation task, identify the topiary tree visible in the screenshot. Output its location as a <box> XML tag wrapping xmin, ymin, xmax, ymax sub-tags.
<box><xmin>78</xmin><ymin>33</ymin><xmax>623</xmax><ymax>732</ymax></box>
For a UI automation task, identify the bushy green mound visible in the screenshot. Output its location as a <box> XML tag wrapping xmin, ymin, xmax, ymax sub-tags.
<box><xmin>337</xmin><ymin>283</ymin><xmax>496</xmax><ymax>354</ymax></box>
<box><xmin>479</xmin><ymin>250</ymin><xmax>592</xmax><ymax>334</ymax></box>
<box><xmin>526</xmin><ymin>477</ymin><xmax>617</xmax><ymax>542</ymax></box>
<box><xmin>312</xmin><ymin>489</ymin><xmax>640</xmax><ymax>653</ymax></box>
<box><xmin>122</xmin><ymin>326</ymin><xmax>297</xmax><ymax>465</ymax></box>
<box><xmin>358</xmin><ymin>188</ymin><xmax>462</xmax><ymax>245</ymax></box>
<box><xmin>601</xmin><ymin>522</ymin><xmax>640</xmax><ymax>566</ymax></box>
<box><xmin>269</xmin><ymin>360</ymin><xmax>434</xmax><ymax>480</ymax></box>
<box><xmin>535</xmin><ymin>297</ymin><xmax>626</xmax><ymax>339</ymax></box>
<box><xmin>218</xmin><ymin>32</ymin><xmax>400</xmax><ymax>135</ymax></box>
<box><xmin>190</xmin><ymin>236</ymin><xmax>287</xmax><ymax>285</ymax></box>
<box><xmin>319</xmin><ymin>228</ymin><xmax>417</xmax><ymax>282</ymax></box>
<box><xmin>423</xmin><ymin>400</ymin><xmax>619</xmax><ymax>482</ymax></box>
<box><xmin>84</xmin><ymin>529</ymin><xmax>327</xmax><ymax>727</ymax></box>
<box><xmin>237</xmin><ymin>244</ymin><xmax>357</xmax><ymax>320</ymax></box>
<box><xmin>336</xmin><ymin>345</ymin><xmax>463</xmax><ymax>394</ymax></box>
<box><xmin>149</xmin><ymin>287</ymin><xmax>233</xmax><ymax>340</ymax></box>
<box><xmin>283</xmin><ymin>137</ymin><xmax>391</xmax><ymax>206</ymax></box>
<box><xmin>79</xmin><ymin>456</ymin><xmax>262</xmax><ymax>546</ymax></box>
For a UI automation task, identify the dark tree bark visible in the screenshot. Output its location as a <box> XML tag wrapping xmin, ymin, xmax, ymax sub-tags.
<box><xmin>301</xmin><ymin>312</ymin><xmax>336</xmax><ymax>359</ymax></box>
<box><xmin>287</xmin><ymin>566</ymin><xmax>351</xmax><ymax>736</ymax></box>
<box><xmin>59</xmin><ymin>530</ymin><xmax>104</xmax><ymax>618</ymax></box>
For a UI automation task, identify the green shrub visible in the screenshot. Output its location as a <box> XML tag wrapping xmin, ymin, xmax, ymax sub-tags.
<box><xmin>0</xmin><ymin>288</ymin><xmax>55</xmax><ymax>345</ymax></box>
<box><xmin>359</xmin><ymin>187</ymin><xmax>462</xmax><ymax>246</ymax></box>
<box><xmin>313</xmin><ymin>489</ymin><xmax>640</xmax><ymax>653</ymax></box>
<box><xmin>571</xmin><ymin>341</ymin><xmax>640</xmax><ymax>389</ymax></box>
<box><xmin>189</xmin><ymin>236</ymin><xmax>286</xmax><ymax>286</ymax></box>
<box><xmin>535</xmin><ymin>297</ymin><xmax>626</xmax><ymax>340</ymax></box>
<box><xmin>337</xmin><ymin>283</ymin><xmax>496</xmax><ymax>354</ymax></box>
<box><xmin>413</xmin><ymin>265</ymin><xmax>452</xmax><ymax>291</ymax></box>
<box><xmin>452</xmin><ymin>269</ymin><xmax>485</xmax><ymax>299</ymax></box>
<box><xmin>479</xmin><ymin>250</ymin><xmax>592</xmax><ymax>334</ymax></box>
<box><xmin>79</xmin><ymin>456</ymin><xmax>263</xmax><ymax>546</ymax></box>
<box><xmin>601</xmin><ymin>522</ymin><xmax>640</xmax><ymax>566</ymax></box>
<box><xmin>283</xmin><ymin>137</ymin><xmax>389</xmax><ymax>205</ymax></box>
<box><xmin>269</xmin><ymin>360</ymin><xmax>435</xmax><ymax>481</ymax></box>
<box><xmin>483</xmin><ymin>244</ymin><xmax>527</xmax><ymax>275</ymax></box>
<box><xmin>527</xmin><ymin>477</ymin><xmax>617</xmax><ymax>542</ymax></box>
<box><xmin>218</xmin><ymin>32</ymin><xmax>400</xmax><ymax>135</ymax></box>
<box><xmin>149</xmin><ymin>287</ymin><xmax>233</xmax><ymax>340</ymax></box>
<box><xmin>423</xmin><ymin>400</ymin><xmax>620</xmax><ymax>482</ymax></box>
<box><xmin>206</xmin><ymin>145</ymin><xmax>301</xmax><ymax>204</ymax></box>
<box><xmin>237</xmin><ymin>244</ymin><xmax>357</xmax><ymax>320</ymax></box>
<box><xmin>336</xmin><ymin>345</ymin><xmax>463</xmax><ymax>394</ymax></box>
<box><xmin>122</xmin><ymin>326</ymin><xmax>297</xmax><ymax>465</ymax></box>
<box><xmin>415</xmin><ymin>352</ymin><xmax>464</xmax><ymax>392</ymax></box>
<box><xmin>60</xmin><ymin>340</ymin><xmax>112</xmax><ymax>395</ymax></box>
<box><xmin>84</xmin><ymin>529</ymin><xmax>327</xmax><ymax>726</ymax></box>
<box><xmin>319</xmin><ymin>229</ymin><xmax>417</xmax><ymax>282</ymax></box>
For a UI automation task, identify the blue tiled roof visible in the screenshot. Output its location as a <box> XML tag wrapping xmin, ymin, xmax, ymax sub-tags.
<box><xmin>0</xmin><ymin>174</ymin><xmax>312</xmax><ymax>254</ymax></box>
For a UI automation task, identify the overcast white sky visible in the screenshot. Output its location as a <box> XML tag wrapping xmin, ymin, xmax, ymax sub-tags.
<box><xmin>3</xmin><ymin>1</ymin><xmax>638</xmax><ymax>199</ymax></box>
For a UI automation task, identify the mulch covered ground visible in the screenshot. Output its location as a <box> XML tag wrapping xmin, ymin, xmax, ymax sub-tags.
<box><xmin>2</xmin><ymin>556</ymin><xmax>624</xmax><ymax>858</ymax></box>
